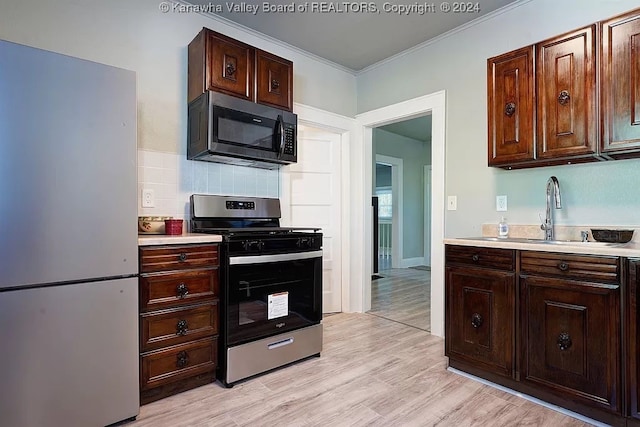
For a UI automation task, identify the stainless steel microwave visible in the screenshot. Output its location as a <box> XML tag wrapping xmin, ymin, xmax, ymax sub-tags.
<box><xmin>187</xmin><ymin>91</ymin><xmax>297</xmax><ymax>169</ymax></box>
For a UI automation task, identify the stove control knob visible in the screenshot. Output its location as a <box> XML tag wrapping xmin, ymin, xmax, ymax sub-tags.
<box><xmin>297</xmin><ymin>237</ymin><xmax>312</xmax><ymax>249</ymax></box>
<box><xmin>243</xmin><ymin>240</ymin><xmax>265</xmax><ymax>251</ymax></box>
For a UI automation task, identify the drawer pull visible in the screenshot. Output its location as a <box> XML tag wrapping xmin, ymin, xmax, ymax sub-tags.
<box><xmin>176</xmin><ymin>319</ymin><xmax>189</xmax><ymax>336</ymax></box>
<box><xmin>471</xmin><ymin>254</ymin><xmax>480</xmax><ymax>262</ymax></box>
<box><xmin>557</xmin><ymin>332</ymin><xmax>572</xmax><ymax>351</ymax></box>
<box><xmin>176</xmin><ymin>282</ymin><xmax>189</xmax><ymax>299</ymax></box>
<box><xmin>471</xmin><ymin>313</ymin><xmax>483</xmax><ymax>329</ymax></box>
<box><xmin>179</xmin><ymin>253</ymin><xmax>188</xmax><ymax>262</ymax></box>
<box><xmin>176</xmin><ymin>350</ymin><xmax>189</xmax><ymax>368</ymax></box>
<box><xmin>558</xmin><ymin>262</ymin><xmax>569</xmax><ymax>271</ymax></box>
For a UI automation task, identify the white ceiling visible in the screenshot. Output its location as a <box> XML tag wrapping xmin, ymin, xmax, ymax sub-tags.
<box><xmin>378</xmin><ymin>115</ymin><xmax>432</xmax><ymax>143</ymax></box>
<box><xmin>188</xmin><ymin>0</ymin><xmax>519</xmax><ymax>72</ymax></box>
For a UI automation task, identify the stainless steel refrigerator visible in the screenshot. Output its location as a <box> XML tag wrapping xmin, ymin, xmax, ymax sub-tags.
<box><xmin>0</xmin><ymin>40</ymin><xmax>139</xmax><ymax>426</ymax></box>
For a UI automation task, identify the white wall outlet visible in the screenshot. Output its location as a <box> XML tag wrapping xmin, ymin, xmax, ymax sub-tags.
<box><xmin>447</xmin><ymin>195</ymin><xmax>457</xmax><ymax>211</ymax></box>
<box><xmin>496</xmin><ymin>195</ymin><xmax>507</xmax><ymax>211</ymax></box>
<box><xmin>142</xmin><ymin>189</ymin><xmax>155</xmax><ymax>208</ymax></box>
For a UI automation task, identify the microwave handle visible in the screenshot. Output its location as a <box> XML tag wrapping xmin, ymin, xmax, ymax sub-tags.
<box><xmin>276</xmin><ymin>115</ymin><xmax>285</xmax><ymax>158</ymax></box>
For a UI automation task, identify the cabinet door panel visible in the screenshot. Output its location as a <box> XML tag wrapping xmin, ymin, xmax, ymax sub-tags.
<box><xmin>536</xmin><ymin>26</ymin><xmax>597</xmax><ymax>159</ymax></box>
<box><xmin>601</xmin><ymin>9</ymin><xmax>640</xmax><ymax>156</ymax></box>
<box><xmin>487</xmin><ymin>46</ymin><xmax>535</xmax><ymax>166</ymax></box>
<box><xmin>446</xmin><ymin>265</ymin><xmax>515</xmax><ymax>378</ymax></box>
<box><xmin>256</xmin><ymin>50</ymin><xmax>293</xmax><ymax>111</ymax></box>
<box><xmin>521</xmin><ymin>275</ymin><xmax>620</xmax><ymax>414</ymax></box>
<box><xmin>207</xmin><ymin>31</ymin><xmax>254</xmax><ymax>101</ymax></box>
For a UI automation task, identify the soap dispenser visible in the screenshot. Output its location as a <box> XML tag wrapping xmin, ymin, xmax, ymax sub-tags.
<box><xmin>498</xmin><ymin>217</ymin><xmax>509</xmax><ymax>238</ymax></box>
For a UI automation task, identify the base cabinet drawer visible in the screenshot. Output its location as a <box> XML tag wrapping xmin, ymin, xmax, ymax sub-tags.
<box><xmin>140</xmin><ymin>337</ymin><xmax>217</xmax><ymax>391</ymax></box>
<box><xmin>141</xmin><ymin>302</ymin><xmax>219</xmax><ymax>352</ymax></box>
<box><xmin>140</xmin><ymin>244</ymin><xmax>218</xmax><ymax>273</ymax></box>
<box><xmin>140</xmin><ymin>268</ymin><xmax>219</xmax><ymax>311</ymax></box>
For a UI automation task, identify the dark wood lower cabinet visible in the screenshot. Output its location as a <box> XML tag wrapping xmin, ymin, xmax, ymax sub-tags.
<box><xmin>446</xmin><ymin>265</ymin><xmax>515</xmax><ymax>378</ymax></box>
<box><xmin>629</xmin><ymin>259</ymin><xmax>640</xmax><ymax>423</ymax></box>
<box><xmin>521</xmin><ymin>275</ymin><xmax>621</xmax><ymax>414</ymax></box>
<box><xmin>139</xmin><ymin>243</ymin><xmax>220</xmax><ymax>404</ymax></box>
<box><xmin>445</xmin><ymin>245</ymin><xmax>635</xmax><ymax>427</ymax></box>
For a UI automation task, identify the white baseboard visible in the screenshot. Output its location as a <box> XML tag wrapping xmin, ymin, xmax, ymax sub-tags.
<box><xmin>400</xmin><ymin>257</ymin><xmax>424</xmax><ymax>268</ymax></box>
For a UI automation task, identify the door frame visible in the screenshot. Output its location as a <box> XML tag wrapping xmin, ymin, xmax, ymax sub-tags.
<box><xmin>287</xmin><ymin>102</ymin><xmax>357</xmax><ymax>312</ymax></box>
<box><xmin>355</xmin><ymin>91</ymin><xmax>446</xmax><ymax>337</ymax></box>
<box><xmin>424</xmin><ymin>165</ymin><xmax>432</xmax><ymax>267</ymax></box>
<box><xmin>375</xmin><ymin>154</ymin><xmax>403</xmax><ymax>268</ymax></box>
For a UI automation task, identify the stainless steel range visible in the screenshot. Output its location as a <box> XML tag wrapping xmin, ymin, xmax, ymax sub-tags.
<box><xmin>190</xmin><ymin>194</ymin><xmax>323</xmax><ymax>387</ymax></box>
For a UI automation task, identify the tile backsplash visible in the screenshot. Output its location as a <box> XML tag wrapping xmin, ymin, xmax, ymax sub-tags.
<box><xmin>137</xmin><ymin>149</ymin><xmax>280</xmax><ymax>221</ymax></box>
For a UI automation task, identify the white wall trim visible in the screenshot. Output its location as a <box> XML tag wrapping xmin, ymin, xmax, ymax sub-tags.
<box><xmin>400</xmin><ymin>257</ymin><xmax>425</xmax><ymax>269</ymax></box>
<box><xmin>356</xmin><ymin>90</ymin><xmax>446</xmax><ymax>337</ymax></box>
<box><xmin>179</xmin><ymin>0</ymin><xmax>357</xmax><ymax>76</ymax></box>
<box><xmin>292</xmin><ymin>102</ymin><xmax>358</xmax><ymax>313</ymax></box>
<box><xmin>424</xmin><ymin>165</ymin><xmax>432</xmax><ymax>267</ymax></box>
<box><xmin>375</xmin><ymin>154</ymin><xmax>403</xmax><ymax>268</ymax></box>
<box><xmin>357</xmin><ymin>0</ymin><xmax>532</xmax><ymax>75</ymax></box>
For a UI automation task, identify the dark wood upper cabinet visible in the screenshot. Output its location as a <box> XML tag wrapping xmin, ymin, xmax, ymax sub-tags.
<box><xmin>188</xmin><ymin>29</ymin><xmax>254</xmax><ymax>103</ymax></box>
<box><xmin>256</xmin><ymin>49</ymin><xmax>293</xmax><ymax>111</ymax></box>
<box><xmin>487</xmin><ymin>46</ymin><xmax>535</xmax><ymax>167</ymax></box>
<box><xmin>188</xmin><ymin>28</ymin><xmax>294</xmax><ymax>112</ymax></box>
<box><xmin>601</xmin><ymin>9</ymin><xmax>640</xmax><ymax>158</ymax></box>
<box><xmin>488</xmin><ymin>7</ymin><xmax>640</xmax><ymax>169</ymax></box>
<box><xmin>536</xmin><ymin>26</ymin><xmax>597</xmax><ymax>160</ymax></box>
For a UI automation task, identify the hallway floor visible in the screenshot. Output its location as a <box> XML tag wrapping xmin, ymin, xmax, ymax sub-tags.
<box><xmin>369</xmin><ymin>265</ymin><xmax>431</xmax><ymax>332</ymax></box>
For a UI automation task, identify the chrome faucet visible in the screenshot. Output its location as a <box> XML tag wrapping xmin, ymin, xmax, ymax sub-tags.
<box><xmin>541</xmin><ymin>176</ymin><xmax>562</xmax><ymax>240</ymax></box>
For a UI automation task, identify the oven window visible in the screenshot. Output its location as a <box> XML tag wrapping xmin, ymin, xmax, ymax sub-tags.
<box><xmin>227</xmin><ymin>257</ymin><xmax>322</xmax><ymax>345</ymax></box>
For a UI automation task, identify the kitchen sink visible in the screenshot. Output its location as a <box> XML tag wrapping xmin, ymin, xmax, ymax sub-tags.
<box><xmin>463</xmin><ymin>237</ymin><xmax>623</xmax><ymax>247</ymax></box>
<box><xmin>537</xmin><ymin>240</ymin><xmax>622</xmax><ymax>247</ymax></box>
<box><xmin>464</xmin><ymin>237</ymin><xmax>545</xmax><ymax>243</ymax></box>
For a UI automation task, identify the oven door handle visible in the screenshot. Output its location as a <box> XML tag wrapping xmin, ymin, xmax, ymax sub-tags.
<box><xmin>229</xmin><ymin>250</ymin><xmax>322</xmax><ymax>265</ymax></box>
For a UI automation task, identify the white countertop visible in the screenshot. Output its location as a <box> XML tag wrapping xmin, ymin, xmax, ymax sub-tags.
<box><xmin>138</xmin><ymin>233</ymin><xmax>223</xmax><ymax>246</ymax></box>
<box><xmin>444</xmin><ymin>237</ymin><xmax>640</xmax><ymax>258</ymax></box>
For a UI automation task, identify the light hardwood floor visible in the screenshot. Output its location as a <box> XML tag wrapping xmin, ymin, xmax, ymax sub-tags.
<box><xmin>129</xmin><ymin>312</ymin><xmax>594</xmax><ymax>427</ymax></box>
<box><xmin>369</xmin><ymin>267</ymin><xmax>431</xmax><ymax>331</ymax></box>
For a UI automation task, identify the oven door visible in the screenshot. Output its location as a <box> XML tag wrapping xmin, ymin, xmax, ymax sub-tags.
<box><xmin>226</xmin><ymin>250</ymin><xmax>322</xmax><ymax>346</ymax></box>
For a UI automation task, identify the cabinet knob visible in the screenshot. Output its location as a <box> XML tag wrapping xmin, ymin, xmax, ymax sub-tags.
<box><xmin>558</xmin><ymin>90</ymin><xmax>571</xmax><ymax>105</ymax></box>
<box><xmin>471</xmin><ymin>254</ymin><xmax>480</xmax><ymax>262</ymax></box>
<box><xmin>271</xmin><ymin>79</ymin><xmax>280</xmax><ymax>90</ymax></box>
<box><xmin>178</xmin><ymin>253</ymin><xmax>187</xmax><ymax>262</ymax></box>
<box><xmin>557</xmin><ymin>332</ymin><xmax>572</xmax><ymax>351</ymax></box>
<box><xmin>504</xmin><ymin>102</ymin><xmax>516</xmax><ymax>117</ymax></box>
<box><xmin>471</xmin><ymin>313</ymin><xmax>483</xmax><ymax>329</ymax></box>
<box><xmin>225</xmin><ymin>62</ymin><xmax>236</xmax><ymax>77</ymax></box>
<box><xmin>176</xmin><ymin>319</ymin><xmax>189</xmax><ymax>336</ymax></box>
<box><xmin>176</xmin><ymin>350</ymin><xmax>189</xmax><ymax>368</ymax></box>
<box><xmin>176</xmin><ymin>282</ymin><xmax>189</xmax><ymax>299</ymax></box>
<box><xmin>558</xmin><ymin>262</ymin><xmax>569</xmax><ymax>272</ymax></box>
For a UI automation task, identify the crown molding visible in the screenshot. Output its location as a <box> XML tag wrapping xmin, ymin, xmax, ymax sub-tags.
<box><xmin>176</xmin><ymin>0</ymin><xmax>358</xmax><ymax>76</ymax></box>
<box><xmin>357</xmin><ymin>0</ymin><xmax>532</xmax><ymax>75</ymax></box>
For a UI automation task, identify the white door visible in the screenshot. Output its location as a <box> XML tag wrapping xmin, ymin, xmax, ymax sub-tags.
<box><xmin>281</xmin><ymin>125</ymin><xmax>342</xmax><ymax>313</ymax></box>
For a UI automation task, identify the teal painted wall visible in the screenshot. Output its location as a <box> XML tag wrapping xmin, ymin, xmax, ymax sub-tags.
<box><xmin>357</xmin><ymin>0</ymin><xmax>640</xmax><ymax>237</ymax></box>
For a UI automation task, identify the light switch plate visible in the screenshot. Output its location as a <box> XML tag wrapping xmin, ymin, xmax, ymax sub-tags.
<box><xmin>447</xmin><ymin>195</ymin><xmax>457</xmax><ymax>211</ymax></box>
<box><xmin>496</xmin><ymin>195</ymin><xmax>507</xmax><ymax>211</ymax></box>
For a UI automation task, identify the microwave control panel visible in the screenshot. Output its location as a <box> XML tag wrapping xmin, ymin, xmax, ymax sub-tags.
<box><xmin>283</xmin><ymin>127</ymin><xmax>295</xmax><ymax>156</ymax></box>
